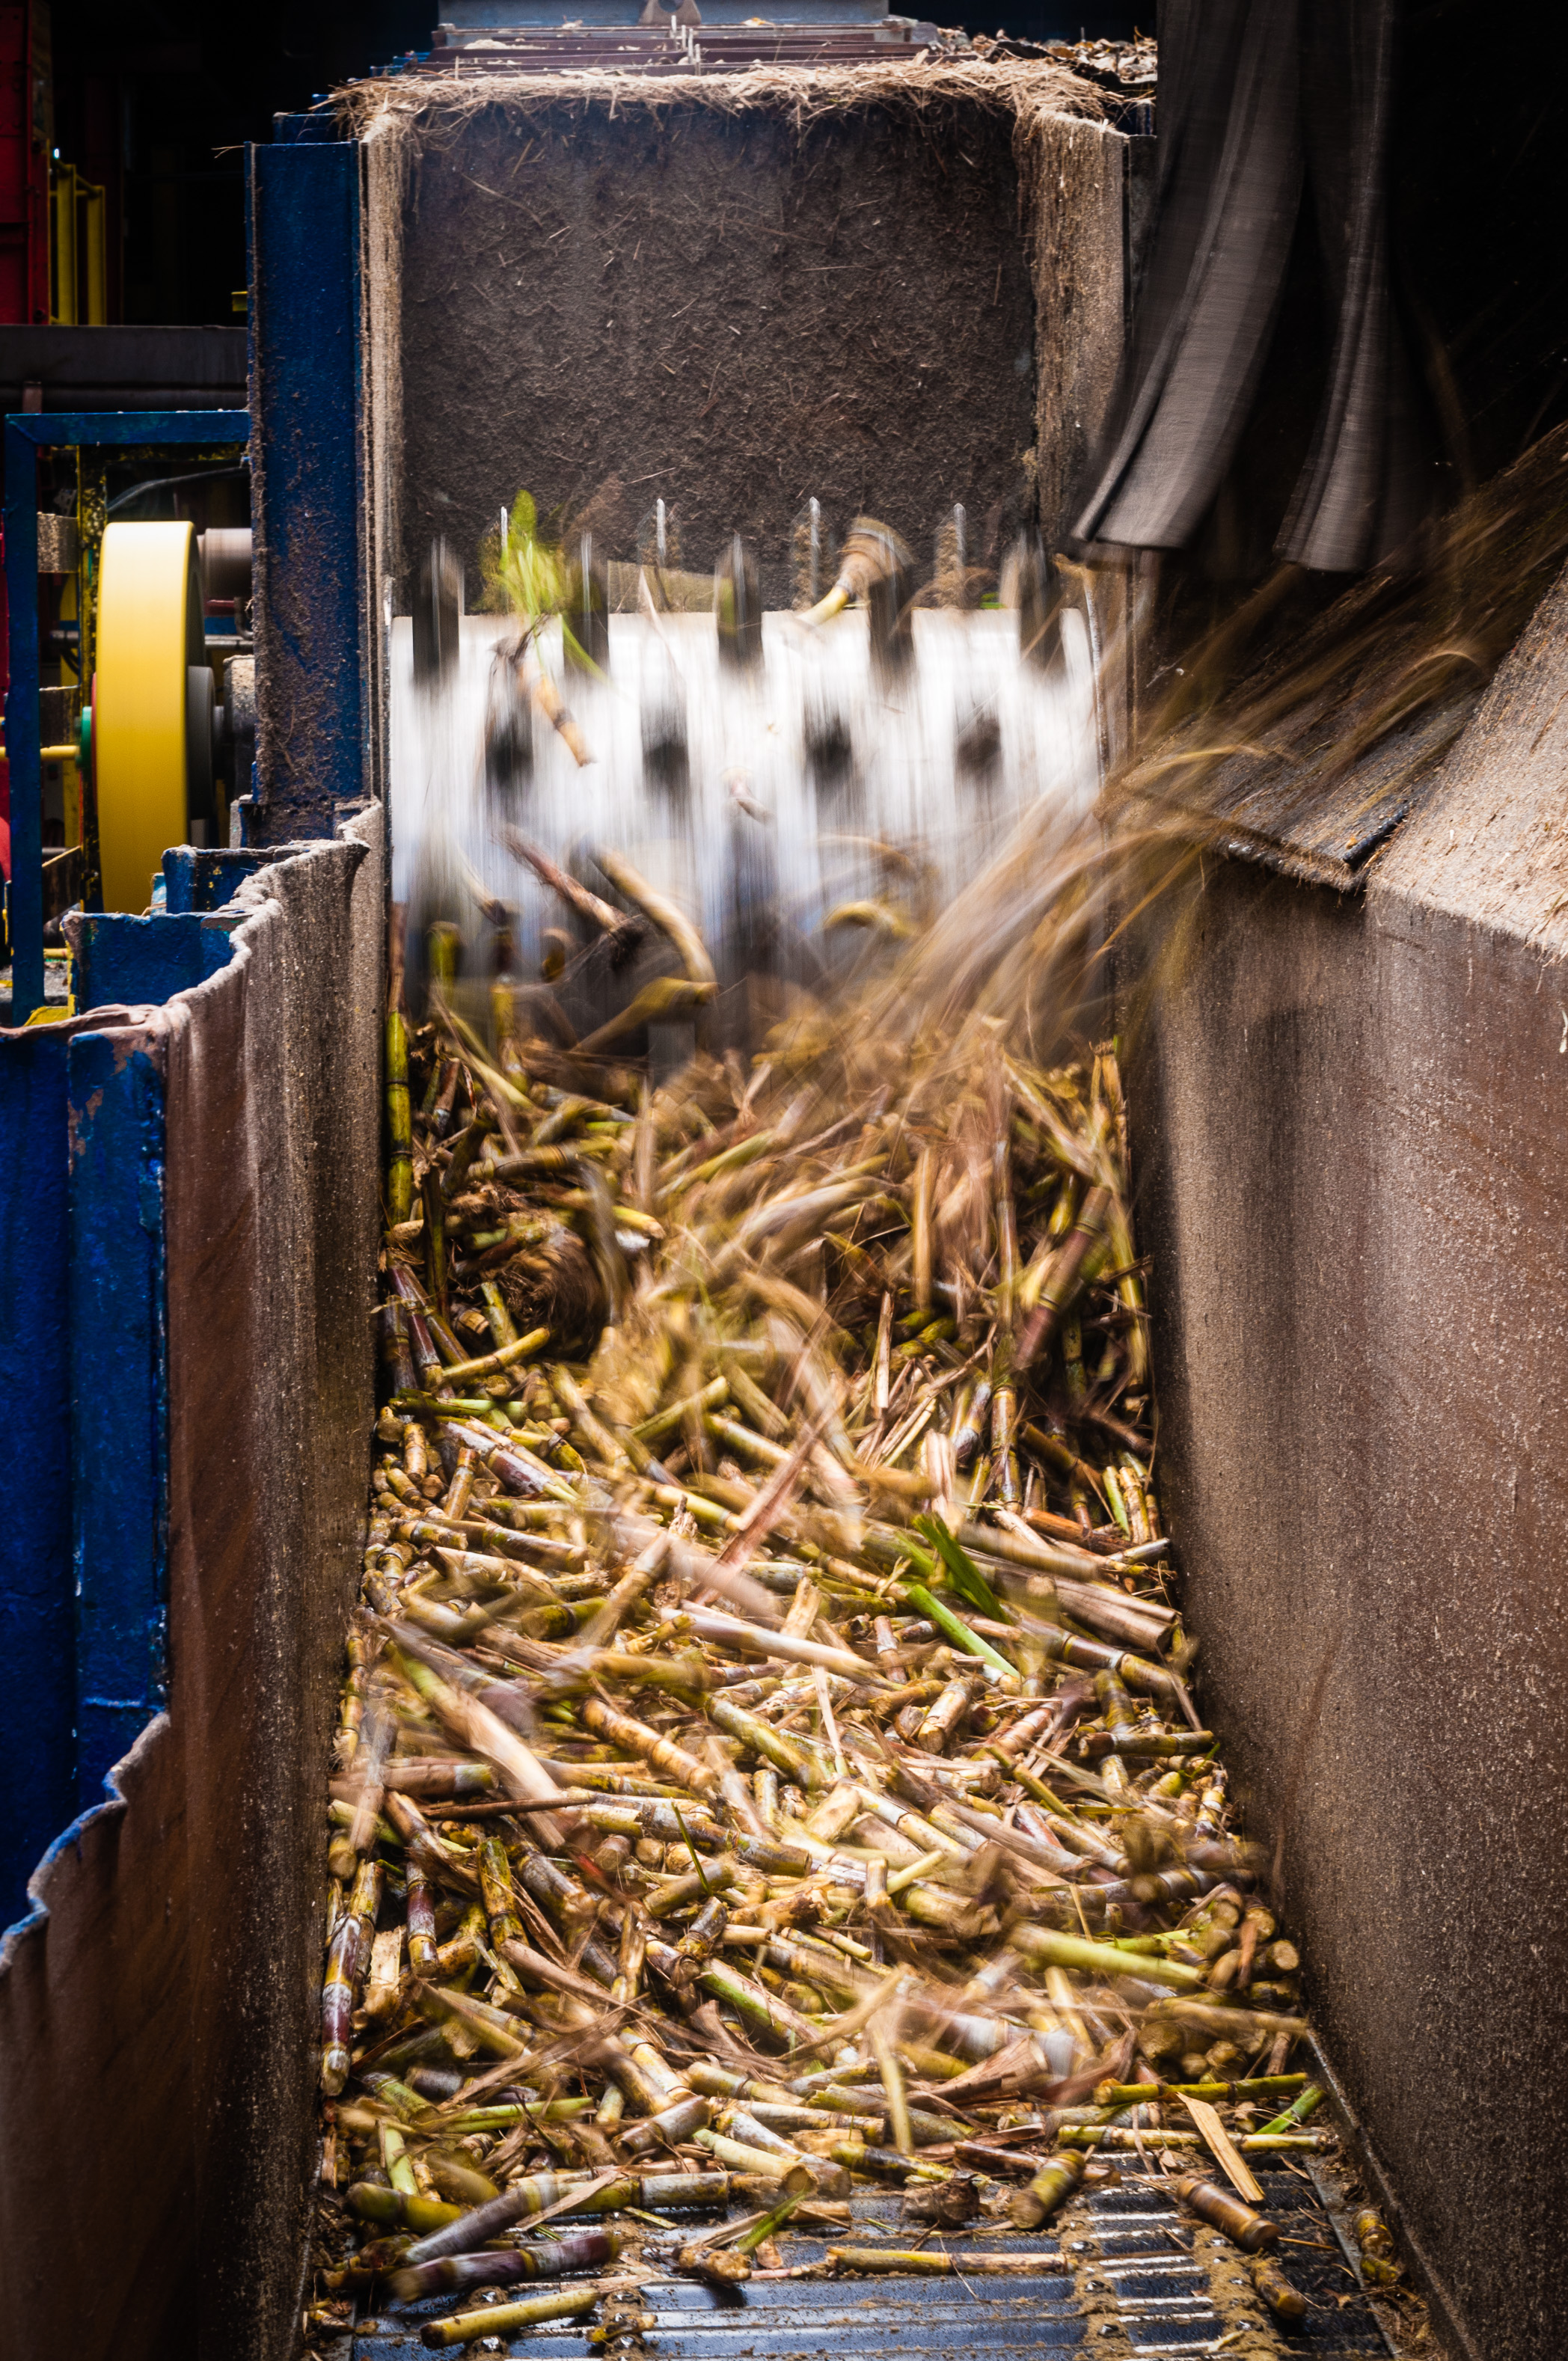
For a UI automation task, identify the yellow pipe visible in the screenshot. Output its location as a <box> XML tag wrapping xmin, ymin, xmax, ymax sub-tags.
<box><xmin>50</xmin><ymin>165</ymin><xmax>78</xmax><ymax>325</ymax></box>
<box><xmin>80</xmin><ymin>181</ymin><xmax>107</xmax><ymax>325</ymax></box>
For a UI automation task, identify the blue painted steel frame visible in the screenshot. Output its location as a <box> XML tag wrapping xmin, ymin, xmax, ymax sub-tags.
<box><xmin>1</xmin><ymin>872</ymin><xmax>270</xmax><ymax>1928</ymax></box>
<box><xmin>248</xmin><ymin>128</ymin><xmax>369</xmax><ymax>842</ymax></box>
<box><xmin>0</xmin><ymin>126</ymin><xmax>365</xmax><ymax>1909</ymax></box>
<box><xmin>3</xmin><ymin>409</ymin><xmax>251</xmax><ymax>1022</ymax></box>
<box><xmin>0</xmin><ymin>1026</ymin><xmax>78</xmax><ymax>1906</ymax></box>
<box><xmin>0</xmin><ymin>1002</ymin><xmax>186</xmax><ymax>1928</ymax></box>
<box><xmin>68</xmin><ymin>1026</ymin><xmax>171</xmax><ymax>1800</ymax></box>
<box><xmin>70</xmin><ymin>908</ymin><xmax>242</xmax><ymax>1014</ymax></box>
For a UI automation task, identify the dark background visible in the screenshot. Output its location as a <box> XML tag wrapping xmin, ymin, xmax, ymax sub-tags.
<box><xmin>47</xmin><ymin>1</ymin><xmax>1565</xmax><ymax>493</ymax></box>
<box><xmin>49</xmin><ymin>1</ymin><xmax>1141</xmax><ymax>326</ymax></box>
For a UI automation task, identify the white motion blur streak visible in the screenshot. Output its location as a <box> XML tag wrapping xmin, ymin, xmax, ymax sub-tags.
<box><xmin>389</xmin><ymin>604</ymin><xmax>1100</xmax><ymax>980</ymax></box>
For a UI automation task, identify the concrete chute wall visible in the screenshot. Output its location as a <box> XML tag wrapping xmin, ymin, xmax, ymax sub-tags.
<box><xmin>1127</xmin><ymin>560</ymin><xmax>1568</xmax><ymax>2361</ymax></box>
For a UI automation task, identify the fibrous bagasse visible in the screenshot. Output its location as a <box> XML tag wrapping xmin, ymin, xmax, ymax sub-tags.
<box><xmin>344</xmin><ymin>64</ymin><xmax>1130</xmax><ymax>610</ymax></box>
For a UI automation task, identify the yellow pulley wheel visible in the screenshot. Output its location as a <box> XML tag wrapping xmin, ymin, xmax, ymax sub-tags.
<box><xmin>94</xmin><ymin>520</ymin><xmax>211</xmax><ymax>913</ymax></box>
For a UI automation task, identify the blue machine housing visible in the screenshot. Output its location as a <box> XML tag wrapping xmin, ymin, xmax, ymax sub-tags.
<box><xmin>0</xmin><ymin>103</ymin><xmax>376</xmax><ymax>1927</ymax></box>
<box><xmin>0</xmin><ymin>861</ymin><xmax>304</xmax><ymax>1929</ymax></box>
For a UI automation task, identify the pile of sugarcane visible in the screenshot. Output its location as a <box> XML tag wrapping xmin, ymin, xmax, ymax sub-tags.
<box><xmin>309</xmin><ymin>818</ymin><xmax>1371</xmax><ymax>2349</ymax></box>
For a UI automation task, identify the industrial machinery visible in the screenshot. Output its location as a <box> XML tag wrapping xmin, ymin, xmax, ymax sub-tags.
<box><xmin>1</xmin><ymin>16</ymin><xmax>1566</xmax><ymax>2361</ymax></box>
<box><xmin>0</xmin><ymin>48</ymin><xmax>1152</xmax><ymax>2357</ymax></box>
<box><xmin>1</xmin><ymin>408</ymin><xmax>253</xmax><ymax>1017</ymax></box>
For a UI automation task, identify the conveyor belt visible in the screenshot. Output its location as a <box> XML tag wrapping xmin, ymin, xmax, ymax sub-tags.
<box><xmin>337</xmin><ymin>2165</ymin><xmax>1394</xmax><ymax>2359</ymax></box>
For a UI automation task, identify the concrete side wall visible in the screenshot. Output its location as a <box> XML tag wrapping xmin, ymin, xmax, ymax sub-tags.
<box><xmin>1127</xmin><ymin>570</ymin><xmax>1568</xmax><ymax>2361</ymax></box>
<box><xmin>0</xmin><ymin>812</ymin><xmax>383</xmax><ymax>2361</ymax></box>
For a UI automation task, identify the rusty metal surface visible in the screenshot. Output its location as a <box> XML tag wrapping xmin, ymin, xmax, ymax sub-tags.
<box><xmin>339</xmin><ymin>2169</ymin><xmax>1391</xmax><ymax>2360</ymax></box>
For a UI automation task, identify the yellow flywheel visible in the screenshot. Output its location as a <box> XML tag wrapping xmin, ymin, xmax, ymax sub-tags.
<box><xmin>93</xmin><ymin>520</ymin><xmax>215</xmax><ymax>913</ymax></box>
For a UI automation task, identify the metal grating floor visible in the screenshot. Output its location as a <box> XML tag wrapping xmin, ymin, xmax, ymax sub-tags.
<box><xmin>338</xmin><ymin>2159</ymin><xmax>1393</xmax><ymax>2361</ymax></box>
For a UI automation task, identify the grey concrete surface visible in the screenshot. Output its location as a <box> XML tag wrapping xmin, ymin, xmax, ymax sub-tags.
<box><xmin>1125</xmin><ymin>560</ymin><xmax>1568</xmax><ymax>2361</ymax></box>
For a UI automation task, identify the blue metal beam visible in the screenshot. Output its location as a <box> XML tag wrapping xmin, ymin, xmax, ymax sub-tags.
<box><xmin>70</xmin><ymin>909</ymin><xmax>239</xmax><ymax>1015</ymax></box>
<box><xmin>67</xmin><ymin>1025</ymin><xmax>168</xmax><ymax>1805</ymax></box>
<box><xmin>162</xmin><ymin>845</ymin><xmax>284</xmax><ymax>912</ymax></box>
<box><xmin>0</xmin><ymin>1024</ymin><xmax>76</xmax><ymax>1921</ymax></box>
<box><xmin>248</xmin><ymin>137</ymin><xmax>367</xmax><ymax>842</ymax></box>
<box><xmin>4</xmin><ymin>410</ymin><xmax>249</xmax><ymax>1023</ymax></box>
<box><xmin>0</xmin><ymin>983</ymin><xmax>178</xmax><ymax>1920</ymax></box>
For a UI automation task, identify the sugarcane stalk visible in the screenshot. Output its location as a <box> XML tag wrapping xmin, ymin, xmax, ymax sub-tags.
<box><xmin>636</xmin><ymin>1376</ymin><xmax>730</xmax><ymax>1444</ymax></box>
<box><xmin>388</xmin><ymin>1644</ymin><xmax>572</xmax><ymax>1842</ymax></box>
<box><xmin>477</xmin><ymin>1832</ymin><xmax>524</xmax><ymax>1953</ymax></box>
<box><xmin>1009</xmin><ymin>2149</ymin><xmax>1085</xmax><ymax>2229</ymax></box>
<box><xmin>579</xmin><ymin>1694</ymin><xmax>718</xmax><ymax>1795</ymax></box>
<box><xmin>621</xmin><ymin>2091</ymin><xmax>714</xmax><ymax>2156</ymax></box>
<box><xmin>867</xmin><ymin>2009</ymin><xmax>913</xmax><ymax>2155</ymax></box>
<box><xmin>647</xmin><ymin>1858</ymin><xmax>739</xmax><ymax>1918</ymax></box>
<box><xmin>391</xmin><ymin>2226</ymin><xmax>622</xmax><ymax>2302</ymax></box>
<box><xmin>380</xmin><ymin>2121</ymin><xmax>418</xmax><ymax>2196</ymax></box>
<box><xmin>347</xmin><ymin>2183</ymin><xmax>464</xmax><ymax>2234</ymax></box>
<box><xmin>800</xmin><ymin>521</ymin><xmax>908</xmax><ymax>631</ymax></box>
<box><xmin>428</xmin><ymin>1326</ymin><xmax>550</xmax><ymax>1386</ymax></box>
<box><xmin>321</xmin><ymin>1856</ymin><xmax>382</xmax><ymax>2094</ymax></box>
<box><xmin>1247</xmin><ymin>2256</ymin><xmax>1308</xmax><ymax>2321</ymax></box>
<box><xmin>405</xmin><ymin>1868</ymin><xmax>438</xmax><ymax>1973</ymax></box>
<box><xmin>594</xmin><ymin>847</ymin><xmax>716</xmax><ymax>990</ymax></box>
<box><xmin>687</xmin><ymin>1955</ymin><xmax>818</xmax><ymax>2049</ymax></box>
<box><xmin>708</xmin><ymin>1694</ymin><xmax>830</xmax><ymax>1790</ymax></box>
<box><xmin>418</xmin><ymin>1981</ymin><xmax>530</xmax><ymax>2058</ymax></box>
<box><xmin>347</xmin><ymin>1700</ymin><xmax>393</xmax><ymax>1858</ymax></box>
<box><xmin>1095</xmin><ymin>2075</ymin><xmax>1308</xmax><ymax>2107</ymax></box>
<box><xmin>828</xmin><ymin>2247</ymin><xmax>1067</xmax><ymax>2276</ymax></box>
<box><xmin>386</xmin><ymin>1005</ymin><xmax>414</xmax><ymax>1223</ymax></box>
<box><xmin>1173</xmin><ymin>2175</ymin><xmax>1280</xmax><ymax>2252</ymax></box>
<box><xmin>1011</xmin><ymin>1923</ymin><xmax>1204</xmax><ymax>1991</ymax></box>
<box><xmin>910</xmin><ymin>1147</ymin><xmax>934</xmax><ymax>1315</ymax></box>
<box><xmin>1015</xmin><ymin>1185</ymin><xmax>1111</xmax><ymax>1372</ymax></box>
<box><xmin>825</xmin><ymin>2137</ymin><xmax>949</xmax><ymax>2184</ymax></box>
<box><xmin>420</xmin><ymin>2283</ymin><xmax>603</xmax><ymax>2349</ymax></box>
<box><xmin>1255</xmin><ymin>2080</ymin><xmax>1323</xmax><ymax>2134</ymax></box>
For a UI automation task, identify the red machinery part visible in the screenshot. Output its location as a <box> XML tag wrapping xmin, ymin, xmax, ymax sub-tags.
<box><xmin>0</xmin><ymin>1</ymin><xmax>51</xmax><ymax>327</ymax></box>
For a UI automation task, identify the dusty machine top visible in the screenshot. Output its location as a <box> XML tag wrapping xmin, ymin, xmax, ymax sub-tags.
<box><xmin>431</xmin><ymin>9</ymin><xmax>934</xmax><ymax>36</ymax></box>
